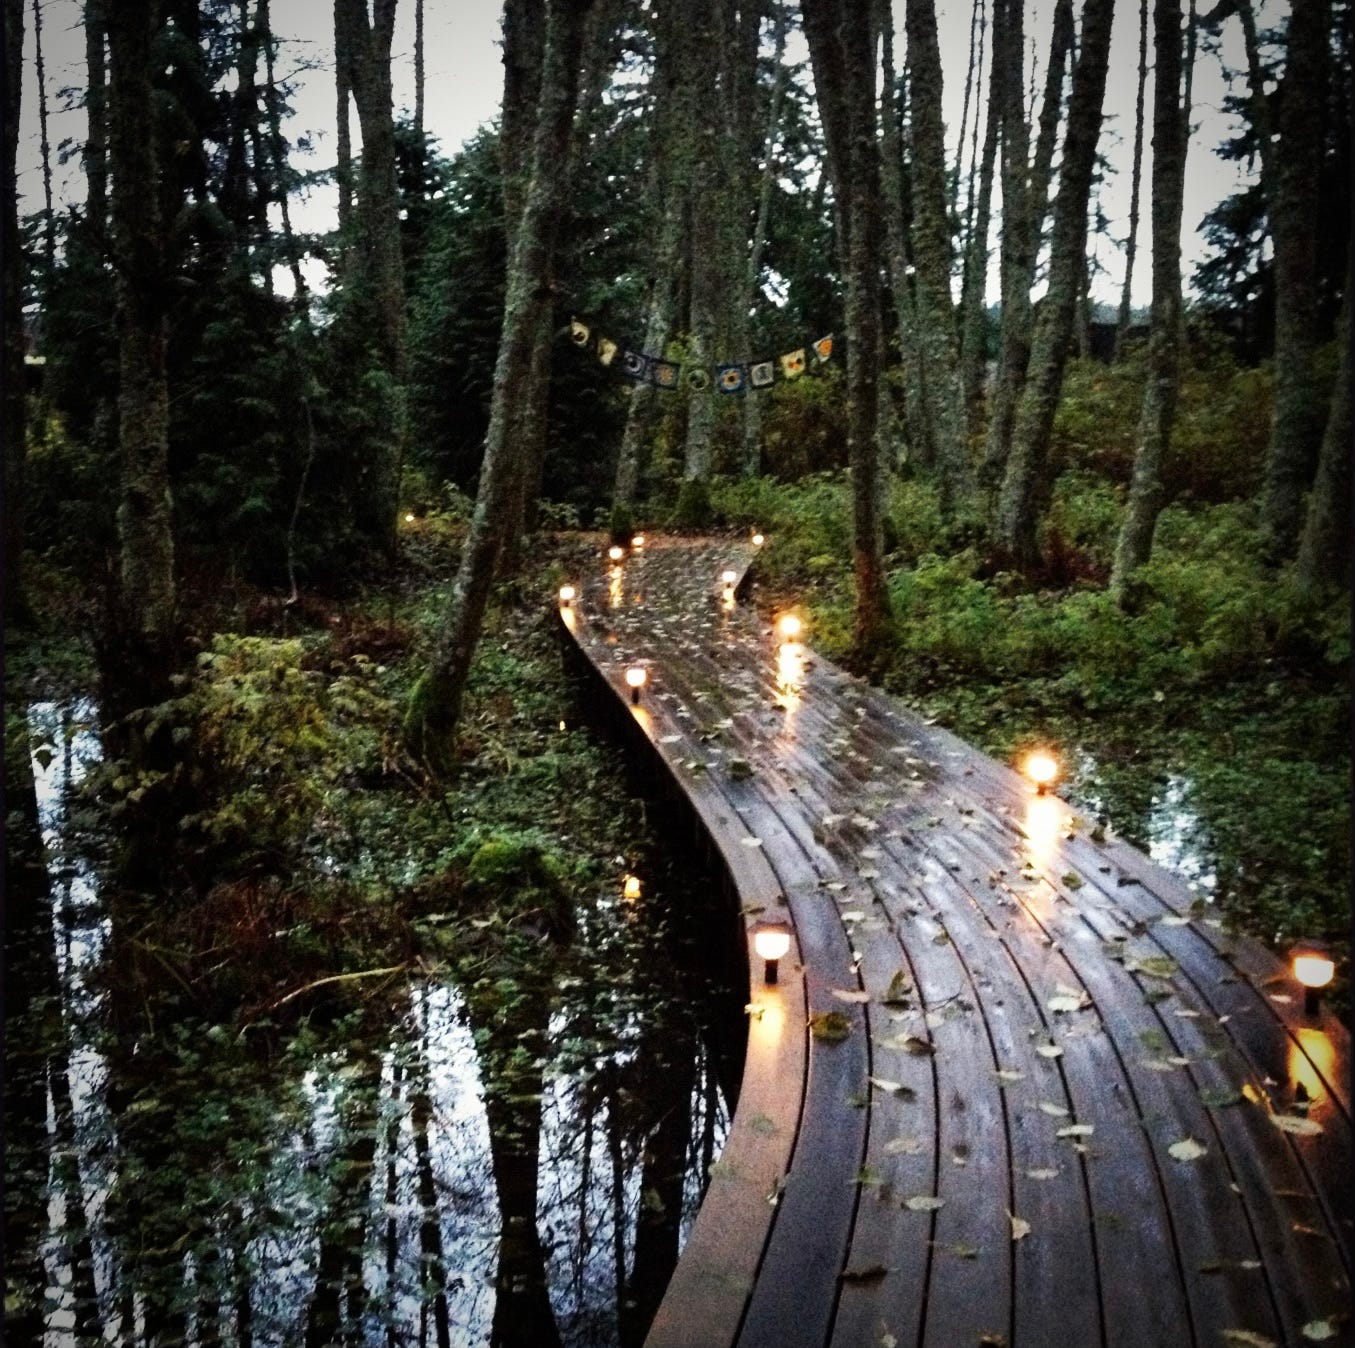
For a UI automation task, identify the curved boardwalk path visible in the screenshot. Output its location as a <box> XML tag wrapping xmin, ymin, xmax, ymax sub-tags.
<box><xmin>559</xmin><ymin>534</ymin><xmax>1351</xmax><ymax>1348</ymax></box>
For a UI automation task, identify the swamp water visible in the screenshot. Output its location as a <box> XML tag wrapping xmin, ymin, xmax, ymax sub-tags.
<box><xmin>5</xmin><ymin>701</ymin><xmax>739</xmax><ymax>1348</ymax></box>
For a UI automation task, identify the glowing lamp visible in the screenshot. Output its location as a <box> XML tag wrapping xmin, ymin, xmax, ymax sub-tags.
<box><xmin>631</xmin><ymin>534</ymin><xmax>645</xmax><ymax>549</ymax></box>
<box><xmin>404</xmin><ymin>512</ymin><xmax>416</xmax><ymax>523</ymax></box>
<box><xmin>721</xmin><ymin>570</ymin><xmax>738</xmax><ymax>586</ymax></box>
<box><xmin>752</xmin><ymin>532</ymin><xmax>765</xmax><ymax>547</ymax></box>
<box><xmin>558</xmin><ymin>584</ymin><xmax>576</xmax><ymax>608</ymax></box>
<box><xmin>608</xmin><ymin>545</ymin><xmax>625</xmax><ymax>562</ymax></box>
<box><xmin>753</xmin><ymin>921</ymin><xmax>793</xmax><ymax>985</ymax></box>
<box><xmin>1024</xmin><ymin>751</ymin><xmax>1059</xmax><ymax>795</ymax></box>
<box><xmin>778</xmin><ymin>614</ymin><xmax>802</xmax><ymax>641</ymax></box>
<box><xmin>1291</xmin><ymin>941</ymin><xmax>1335</xmax><ymax>1017</ymax></box>
<box><xmin>625</xmin><ymin>665</ymin><xmax>647</xmax><ymax>704</ymax></box>
<box><xmin>623</xmin><ymin>874</ymin><xmax>642</xmax><ymax>901</ymax></box>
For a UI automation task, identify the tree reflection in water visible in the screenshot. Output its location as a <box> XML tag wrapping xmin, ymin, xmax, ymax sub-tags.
<box><xmin>4</xmin><ymin>702</ymin><xmax>733</xmax><ymax>1348</ymax></box>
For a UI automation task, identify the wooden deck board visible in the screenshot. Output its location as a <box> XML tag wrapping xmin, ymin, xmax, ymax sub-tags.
<box><xmin>558</xmin><ymin>536</ymin><xmax>1351</xmax><ymax>1348</ymax></box>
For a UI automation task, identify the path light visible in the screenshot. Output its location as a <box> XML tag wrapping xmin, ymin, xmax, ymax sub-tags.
<box><xmin>778</xmin><ymin>613</ymin><xmax>802</xmax><ymax>641</ymax></box>
<box><xmin>752</xmin><ymin>532</ymin><xmax>765</xmax><ymax>547</ymax></box>
<box><xmin>558</xmin><ymin>584</ymin><xmax>576</xmax><ymax>608</ymax></box>
<box><xmin>753</xmin><ymin>920</ymin><xmax>792</xmax><ymax>985</ymax></box>
<box><xmin>1024</xmin><ymin>751</ymin><xmax>1059</xmax><ymax>795</ymax></box>
<box><xmin>1291</xmin><ymin>940</ymin><xmax>1335</xmax><ymax>1017</ymax></box>
<box><xmin>625</xmin><ymin>665</ymin><xmax>647</xmax><ymax>704</ymax></box>
<box><xmin>631</xmin><ymin>534</ymin><xmax>645</xmax><ymax>549</ymax></box>
<box><xmin>721</xmin><ymin>569</ymin><xmax>738</xmax><ymax>586</ymax></box>
<box><xmin>609</xmin><ymin>545</ymin><xmax>626</xmax><ymax>562</ymax></box>
<box><xmin>623</xmin><ymin>873</ymin><xmax>642</xmax><ymax>901</ymax></box>
<box><xmin>404</xmin><ymin>511</ymin><xmax>416</xmax><ymax>523</ymax></box>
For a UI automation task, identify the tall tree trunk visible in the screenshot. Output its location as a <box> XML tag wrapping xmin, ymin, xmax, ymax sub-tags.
<box><xmin>960</xmin><ymin>0</ymin><xmax>987</xmax><ymax>247</ymax></box>
<box><xmin>31</xmin><ymin>0</ymin><xmax>55</xmax><ymax>273</ymax></box>
<box><xmin>84</xmin><ymin>0</ymin><xmax>108</xmax><ymax>236</ymax></box>
<box><xmin>905</xmin><ymin>0</ymin><xmax>971</xmax><ymax>513</ymax></box>
<box><xmin>1294</xmin><ymin>282</ymin><xmax>1351</xmax><ymax>591</ymax></box>
<box><xmin>1111</xmin><ymin>0</ymin><xmax>1188</xmax><ymax>600</ymax></box>
<box><xmin>3</xmin><ymin>0</ymin><xmax>27</xmax><ymax>626</ymax></box>
<box><xmin>980</xmin><ymin>0</ymin><xmax>1073</xmax><ymax>496</ymax></box>
<box><xmin>259</xmin><ymin>0</ymin><xmax>308</xmax><ymax>304</ymax></box>
<box><xmin>951</xmin><ymin>0</ymin><xmax>983</xmax><ymax>225</ymax></box>
<box><xmin>414</xmin><ymin>0</ymin><xmax>424</xmax><ymax>137</ymax></box>
<box><xmin>803</xmin><ymin>0</ymin><xmax>893</xmax><ymax>662</ymax></box>
<box><xmin>960</xmin><ymin>0</ymin><xmax>1006</xmax><ymax>438</ymax></box>
<box><xmin>1260</xmin><ymin>0</ymin><xmax>1330</xmax><ymax>560</ymax></box>
<box><xmin>995</xmin><ymin>0</ymin><xmax>1115</xmax><ymax>567</ymax></box>
<box><xmin>334</xmin><ymin>2</ymin><xmax>354</xmax><ymax>242</ymax></box>
<box><xmin>107</xmin><ymin>0</ymin><xmax>176</xmax><ymax>684</ymax></box>
<box><xmin>1115</xmin><ymin>0</ymin><xmax>1149</xmax><ymax>356</ymax></box>
<box><xmin>405</xmin><ymin>0</ymin><xmax>591</xmax><ymax>767</ymax></box>
<box><xmin>335</xmin><ymin>0</ymin><xmax>407</xmax><ymax>547</ymax></box>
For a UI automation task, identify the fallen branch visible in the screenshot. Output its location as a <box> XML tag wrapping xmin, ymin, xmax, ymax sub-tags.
<box><xmin>266</xmin><ymin>963</ymin><xmax>408</xmax><ymax>1012</ymax></box>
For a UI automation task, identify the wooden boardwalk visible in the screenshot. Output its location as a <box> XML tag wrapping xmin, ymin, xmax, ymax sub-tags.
<box><xmin>559</xmin><ymin>534</ymin><xmax>1351</xmax><ymax>1348</ymax></box>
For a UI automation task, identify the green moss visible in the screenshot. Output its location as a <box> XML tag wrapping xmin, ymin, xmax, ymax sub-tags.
<box><xmin>670</xmin><ymin>477</ymin><xmax>714</xmax><ymax>531</ymax></box>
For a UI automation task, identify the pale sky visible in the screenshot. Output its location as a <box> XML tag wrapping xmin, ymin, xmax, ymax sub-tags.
<box><xmin>16</xmin><ymin>0</ymin><xmax>1272</xmax><ymax>309</ymax></box>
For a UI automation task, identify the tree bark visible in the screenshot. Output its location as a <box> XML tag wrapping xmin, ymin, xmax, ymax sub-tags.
<box><xmin>107</xmin><ymin>0</ymin><xmax>177</xmax><ymax>671</ymax></box>
<box><xmin>1111</xmin><ymin>0</ymin><xmax>1188</xmax><ymax>600</ymax></box>
<box><xmin>904</xmin><ymin>0</ymin><xmax>971</xmax><ymax>513</ymax></box>
<box><xmin>960</xmin><ymin>0</ymin><xmax>1006</xmax><ymax>439</ymax></box>
<box><xmin>259</xmin><ymin>0</ymin><xmax>309</xmax><ymax>304</ymax></box>
<box><xmin>334</xmin><ymin>1</ymin><xmax>354</xmax><ymax>242</ymax></box>
<box><xmin>32</xmin><ymin>0</ymin><xmax>55</xmax><ymax>273</ymax></box>
<box><xmin>405</xmin><ymin>0</ymin><xmax>592</xmax><ymax>768</ymax></box>
<box><xmin>803</xmin><ymin>0</ymin><xmax>893</xmax><ymax>662</ymax></box>
<box><xmin>995</xmin><ymin>0</ymin><xmax>1115</xmax><ymax>567</ymax></box>
<box><xmin>951</xmin><ymin>0</ymin><xmax>984</xmax><ymax>226</ymax></box>
<box><xmin>1115</xmin><ymin>0</ymin><xmax>1149</xmax><ymax>356</ymax></box>
<box><xmin>84</xmin><ymin>0</ymin><xmax>108</xmax><ymax>236</ymax></box>
<box><xmin>1295</xmin><ymin>282</ymin><xmax>1351</xmax><ymax>590</ymax></box>
<box><xmin>1260</xmin><ymin>0</ymin><xmax>1330</xmax><ymax>560</ymax></box>
<box><xmin>3</xmin><ymin>0</ymin><xmax>26</xmax><ymax>626</ymax></box>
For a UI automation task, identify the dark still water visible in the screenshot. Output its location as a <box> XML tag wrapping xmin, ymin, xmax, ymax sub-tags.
<box><xmin>4</xmin><ymin>702</ymin><xmax>739</xmax><ymax>1347</ymax></box>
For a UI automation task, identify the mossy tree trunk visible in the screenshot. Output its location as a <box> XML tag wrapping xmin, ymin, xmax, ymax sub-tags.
<box><xmin>981</xmin><ymin>0</ymin><xmax>1073</xmax><ymax>497</ymax></box>
<box><xmin>1260</xmin><ymin>0</ymin><xmax>1330</xmax><ymax>561</ymax></box>
<box><xmin>905</xmin><ymin>0</ymin><xmax>971</xmax><ymax>515</ymax></box>
<box><xmin>1115</xmin><ymin>0</ymin><xmax>1149</xmax><ymax>358</ymax></box>
<box><xmin>107</xmin><ymin>0</ymin><xmax>177</xmax><ymax>702</ymax></box>
<box><xmin>405</xmin><ymin>0</ymin><xmax>592</xmax><ymax>770</ymax></box>
<box><xmin>995</xmin><ymin>0</ymin><xmax>1115</xmax><ymax>568</ymax></box>
<box><xmin>803</xmin><ymin>0</ymin><xmax>893</xmax><ymax>663</ymax></box>
<box><xmin>3</xmin><ymin>0</ymin><xmax>26</xmax><ymax>627</ymax></box>
<box><xmin>1111</xmin><ymin>0</ymin><xmax>1188</xmax><ymax>601</ymax></box>
<box><xmin>84</xmin><ymin>0</ymin><xmax>108</xmax><ymax>235</ymax></box>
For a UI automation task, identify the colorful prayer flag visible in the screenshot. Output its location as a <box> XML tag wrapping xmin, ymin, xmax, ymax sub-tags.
<box><xmin>750</xmin><ymin>360</ymin><xmax>775</xmax><ymax>388</ymax></box>
<box><xmin>621</xmin><ymin>349</ymin><xmax>648</xmax><ymax>380</ymax></box>
<box><xmin>597</xmin><ymin>337</ymin><xmax>619</xmax><ymax>366</ymax></box>
<box><xmin>813</xmin><ymin>334</ymin><xmax>834</xmax><ymax>363</ymax></box>
<box><xmin>570</xmin><ymin>318</ymin><xmax>591</xmax><ymax>346</ymax></box>
<box><xmin>685</xmin><ymin>367</ymin><xmax>711</xmax><ymax>392</ymax></box>
<box><xmin>717</xmin><ymin>364</ymin><xmax>747</xmax><ymax>394</ymax></box>
<box><xmin>781</xmin><ymin>348</ymin><xmax>806</xmax><ymax>379</ymax></box>
<box><xmin>650</xmin><ymin>360</ymin><xmax>679</xmax><ymax>389</ymax></box>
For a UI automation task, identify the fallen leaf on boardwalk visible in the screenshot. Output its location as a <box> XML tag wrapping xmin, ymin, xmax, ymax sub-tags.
<box><xmin>854</xmin><ymin>1165</ymin><xmax>883</xmax><ymax>1187</ymax></box>
<box><xmin>881</xmin><ymin>970</ymin><xmax>914</xmax><ymax>1004</ymax></box>
<box><xmin>821</xmin><ymin>814</ymin><xmax>845</xmax><ymax>827</ymax></box>
<box><xmin>659</xmin><ymin>734</ymin><xmax>682</xmax><ymax>743</ymax></box>
<box><xmin>1008</xmin><ymin>1212</ymin><xmax>1032</xmax><ymax>1241</ymax></box>
<box><xmin>1159</xmin><ymin>914</ymin><xmax>1192</xmax><ymax>926</ymax></box>
<box><xmin>884</xmin><ymin>1135</ymin><xmax>927</xmax><ymax>1155</ymax></box>
<box><xmin>1046</xmin><ymin>991</ymin><xmax>1088</xmax><ymax>1014</ymax></box>
<box><xmin>881</xmin><ymin>1334</ymin><xmax>898</xmax><ymax>1348</ymax></box>
<box><xmin>740</xmin><ymin>836</ymin><xmax>763</xmax><ymax>847</ymax></box>
<box><xmin>869</xmin><ymin>1076</ymin><xmax>916</xmax><ymax>1098</ymax></box>
<box><xmin>841</xmin><ymin>910</ymin><xmax>866</xmax><ymax>923</ymax></box>
<box><xmin>978</xmin><ymin>1335</ymin><xmax>1008</xmax><ymax>1347</ymax></box>
<box><xmin>1057</xmin><ymin>1124</ymin><xmax>1095</xmax><ymax>1138</ymax></box>
<box><xmin>1271</xmin><ymin>1114</ymin><xmax>1324</xmax><ymax>1136</ymax></box>
<box><xmin>1025</xmin><ymin>1167</ymin><xmax>1060</xmax><ymax>1180</ymax></box>
<box><xmin>892</xmin><ymin>1034</ymin><xmax>934</xmax><ymax>1056</ymax></box>
<box><xmin>825</xmin><ymin>881</ymin><xmax>848</xmax><ymax>892</ymax></box>
<box><xmin>1037</xmin><ymin>1101</ymin><xmax>1070</xmax><ymax>1117</ymax></box>
<box><xmin>852</xmin><ymin>815</ymin><xmax>878</xmax><ymax>830</ymax></box>
<box><xmin>1172</xmin><ymin>1007</ymin><xmax>1202</xmax><ymax>1018</ymax></box>
<box><xmin>1168</xmin><ymin>1137</ymin><xmax>1208</xmax><ymax>1162</ymax></box>
<box><xmin>1301</xmin><ymin>1319</ymin><xmax>1341</xmax><ymax>1341</ymax></box>
<box><xmin>839</xmin><ymin>1264</ymin><xmax>889</xmax><ymax>1284</ymax></box>
<box><xmin>1034</xmin><ymin>1043</ymin><xmax>1064</xmax><ymax>1059</ymax></box>
<box><xmin>832</xmin><ymin>988</ymin><xmax>872</xmax><ymax>1004</ymax></box>
<box><xmin>994</xmin><ymin>1069</ymin><xmax>1026</xmax><ymax>1083</ymax></box>
<box><xmin>1221</xmin><ymin>1332</ymin><xmax>1278</xmax><ymax>1347</ymax></box>
<box><xmin>903</xmin><ymin>1195</ymin><xmax>945</xmax><ymax>1211</ymax></box>
<box><xmin>1127</xmin><ymin>955</ymin><xmax>1179</xmax><ymax>979</ymax></box>
<box><xmin>1141</xmin><ymin>1058</ymin><xmax>1181</xmax><ymax>1073</ymax></box>
<box><xmin>945</xmin><ymin>1242</ymin><xmax>979</xmax><ymax>1259</ymax></box>
<box><xmin>744</xmin><ymin>1003</ymin><xmax>765</xmax><ymax>1019</ymax></box>
<box><xmin>809</xmin><ymin>1011</ymin><xmax>852</xmax><ymax>1043</ymax></box>
<box><xmin>1061</xmin><ymin>872</ymin><xmax>1084</xmax><ymax>889</ymax></box>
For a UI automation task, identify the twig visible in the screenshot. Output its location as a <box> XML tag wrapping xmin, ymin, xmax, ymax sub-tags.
<box><xmin>266</xmin><ymin>963</ymin><xmax>407</xmax><ymax>1012</ymax></box>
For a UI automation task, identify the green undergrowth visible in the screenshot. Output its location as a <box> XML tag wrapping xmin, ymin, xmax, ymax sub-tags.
<box><xmin>711</xmin><ymin>471</ymin><xmax>1350</xmax><ymax>966</ymax></box>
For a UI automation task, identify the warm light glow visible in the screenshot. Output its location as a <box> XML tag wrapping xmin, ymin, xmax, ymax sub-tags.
<box><xmin>1290</xmin><ymin>1026</ymin><xmax>1336</xmax><ymax>1103</ymax></box>
<box><xmin>623</xmin><ymin>874</ymin><xmax>642</xmax><ymax>900</ymax></box>
<box><xmin>560</xmin><ymin>607</ymin><xmax>576</xmax><ymax>632</ymax></box>
<box><xmin>608</xmin><ymin>545</ymin><xmax>625</xmax><ymax>562</ymax></box>
<box><xmin>631</xmin><ymin>534</ymin><xmax>645</xmax><ymax>549</ymax></box>
<box><xmin>558</xmin><ymin>584</ymin><xmax>576</xmax><ymax>606</ymax></box>
<box><xmin>1024</xmin><ymin>752</ymin><xmax>1059</xmax><ymax>793</ymax></box>
<box><xmin>404</xmin><ymin>512</ymin><xmax>416</xmax><ymax>523</ymax></box>
<box><xmin>625</xmin><ymin>666</ymin><xmax>647</xmax><ymax>689</ymax></box>
<box><xmin>1294</xmin><ymin>954</ymin><xmax>1335</xmax><ymax>990</ymax></box>
<box><xmin>722</xmin><ymin>589</ymin><xmax>736</xmax><ymax>613</ymax></box>
<box><xmin>609</xmin><ymin>568</ymin><xmax>623</xmax><ymax>609</ymax></box>
<box><xmin>778</xmin><ymin>614</ymin><xmax>802</xmax><ymax>640</ymax></box>
<box><xmin>1023</xmin><ymin>794</ymin><xmax>1064</xmax><ymax>868</ymax></box>
<box><xmin>753</xmin><ymin>925</ymin><xmax>792</xmax><ymax>962</ymax></box>
<box><xmin>722</xmin><ymin>570</ymin><xmax>738</xmax><ymax>586</ymax></box>
<box><xmin>752</xmin><ymin>532</ymin><xmax>765</xmax><ymax>547</ymax></box>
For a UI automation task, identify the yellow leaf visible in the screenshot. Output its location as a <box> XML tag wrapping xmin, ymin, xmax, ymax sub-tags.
<box><xmin>1272</xmin><ymin>1114</ymin><xmax>1324</xmax><ymax>1136</ymax></box>
<box><xmin>1008</xmin><ymin>1211</ymin><xmax>1032</xmax><ymax>1241</ymax></box>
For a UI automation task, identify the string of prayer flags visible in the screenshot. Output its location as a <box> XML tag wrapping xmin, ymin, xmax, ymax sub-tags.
<box><xmin>565</xmin><ymin>315</ymin><xmax>834</xmax><ymax>393</ymax></box>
